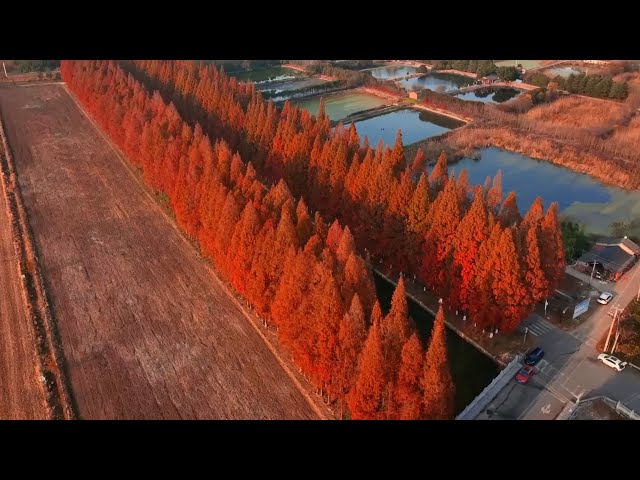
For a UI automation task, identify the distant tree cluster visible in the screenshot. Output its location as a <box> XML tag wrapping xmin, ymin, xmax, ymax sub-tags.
<box><xmin>15</xmin><ymin>60</ymin><xmax>60</xmax><ymax>73</ymax></box>
<box><xmin>331</xmin><ymin>60</ymin><xmax>381</xmax><ymax>70</ymax></box>
<box><xmin>524</xmin><ymin>71</ymin><xmax>551</xmax><ymax>88</ymax></box>
<box><xmin>290</xmin><ymin>60</ymin><xmax>380</xmax><ymax>88</ymax></box>
<box><xmin>561</xmin><ymin>221</ymin><xmax>591</xmax><ymax>260</ymax></box>
<box><xmin>554</xmin><ymin>73</ymin><xmax>628</xmax><ymax>100</ymax></box>
<box><xmin>431</xmin><ymin>60</ymin><xmax>497</xmax><ymax>77</ymax></box>
<box><xmin>495</xmin><ymin>66</ymin><xmax>520</xmax><ymax>82</ymax></box>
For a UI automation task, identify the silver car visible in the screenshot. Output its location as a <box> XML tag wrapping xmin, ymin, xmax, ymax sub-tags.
<box><xmin>597</xmin><ymin>292</ymin><xmax>613</xmax><ymax>305</ymax></box>
<box><xmin>597</xmin><ymin>353</ymin><xmax>627</xmax><ymax>372</ymax></box>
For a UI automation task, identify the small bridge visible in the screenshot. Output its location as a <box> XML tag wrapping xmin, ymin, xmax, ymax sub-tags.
<box><xmin>456</xmin><ymin>356</ymin><xmax>523</xmax><ymax>420</ymax></box>
<box><xmin>390</xmin><ymin>72</ymin><xmax>426</xmax><ymax>82</ymax></box>
<box><xmin>448</xmin><ymin>81</ymin><xmax>540</xmax><ymax>96</ymax></box>
<box><xmin>528</xmin><ymin>60</ymin><xmax>569</xmax><ymax>72</ymax></box>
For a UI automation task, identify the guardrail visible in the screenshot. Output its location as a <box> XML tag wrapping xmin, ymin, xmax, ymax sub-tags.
<box><xmin>566</xmin><ymin>396</ymin><xmax>640</xmax><ymax>420</ymax></box>
<box><xmin>615</xmin><ymin>400</ymin><xmax>640</xmax><ymax>420</ymax></box>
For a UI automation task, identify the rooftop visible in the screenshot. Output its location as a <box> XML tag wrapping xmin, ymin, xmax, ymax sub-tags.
<box><xmin>578</xmin><ymin>237</ymin><xmax>639</xmax><ymax>274</ymax></box>
<box><xmin>595</xmin><ymin>236</ymin><xmax>640</xmax><ymax>255</ymax></box>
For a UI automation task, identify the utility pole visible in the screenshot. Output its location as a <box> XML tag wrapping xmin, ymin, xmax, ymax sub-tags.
<box><xmin>611</xmin><ymin>324</ymin><xmax>622</xmax><ymax>354</ymax></box>
<box><xmin>523</xmin><ymin>327</ymin><xmax>528</xmax><ymax>345</ymax></box>
<box><xmin>604</xmin><ymin>306</ymin><xmax>623</xmax><ymax>352</ymax></box>
<box><xmin>2</xmin><ymin>62</ymin><xmax>7</xmax><ymax>78</ymax></box>
<box><xmin>590</xmin><ymin>261</ymin><xmax>596</xmax><ymax>286</ymax></box>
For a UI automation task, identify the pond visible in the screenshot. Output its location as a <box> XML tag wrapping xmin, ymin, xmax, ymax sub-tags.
<box><xmin>373</xmin><ymin>273</ymin><xmax>500</xmax><ymax>415</ymax></box>
<box><xmin>344</xmin><ymin>109</ymin><xmax>462</xmax><ymax>147</ymax></box>
<box><xmin>451</xmin><ymin>147</ymin><xmax>640</xmax><ymax>236</ymax></box>
<box><xmin>399</xmin><ymin>72</ymin><xmax>473</xmax><ymax>93</ymax></box>
<box><xmin>366</xmin><ymin>64</ymin><xmax>418</xmax><ymax>80</ymax></box>
<box><xmin>495</xmin><ymin>60</ymin><xmax>543</xmax><ymax>69</ymax></box>
<box><xmin>454</xmin><ymin>87</ymin><xmax>521</xmax><ymax>104</ymax></box>
<box><xmin>292</xmin><ymin>91</ymin><xmax>389</xmax><ymax>121</ymax></box>
<box><xmin>230</xmin><ymin>66</ymin><xmax>305</xmax><ymax>84</ymax></box>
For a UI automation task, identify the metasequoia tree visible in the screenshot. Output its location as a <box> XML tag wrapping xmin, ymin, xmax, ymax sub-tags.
<box><xmin>422</xmin><ymin>307</ymin><xmax>456</xmax><ymax>420</ymax></box>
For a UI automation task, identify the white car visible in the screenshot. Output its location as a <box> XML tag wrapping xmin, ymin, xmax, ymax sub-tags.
<box><xmin>597</xmin><ymin>353</ymin><xmax>628</xmax><ymax>372</ymax></box>
<box><xmin>597</xmin><ymin>292</ymin><xmax>614</xmax><ymax>305</ymax></box>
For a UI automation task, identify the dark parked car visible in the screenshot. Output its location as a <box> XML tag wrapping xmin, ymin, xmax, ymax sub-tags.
<box><xmin>524</xmin><ymin>347</ymin><xmax>544</xmax><ymax>366</ymax></box>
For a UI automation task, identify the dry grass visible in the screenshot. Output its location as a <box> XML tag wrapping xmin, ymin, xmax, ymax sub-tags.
<box><xmin>610</xmin><ymin>116</ymin><xmax>640</xmax><ymax>145</ymax></box>
<box><xmin>526</xmin><ymin>96</ymin><xmax>627</xmax><ymax>130</ymax></box>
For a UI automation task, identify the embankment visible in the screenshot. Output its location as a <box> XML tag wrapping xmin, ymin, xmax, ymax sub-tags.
<box><xmin>0</xmin><ymin>111</ymin><xmax>76</xmax><ymax>420</ymax></box>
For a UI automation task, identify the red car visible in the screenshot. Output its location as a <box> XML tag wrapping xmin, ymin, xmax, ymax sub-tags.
<box><xmin>515</xmin><ymin>365</ymin><xmax>536</xmax><ymax>384</ymax></box>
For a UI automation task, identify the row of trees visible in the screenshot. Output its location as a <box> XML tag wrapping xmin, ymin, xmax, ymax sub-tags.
<box><xmin>525</xmin><ymin>71</ymin><xmax>629</xmax><ymax>100</ymax></box>
<box><xmin>14</xmin><ymin>60</ymin><xmax>60</xmax><ymax>73</ymax></box>
<box><xmin>431</xmin><ymin>60</ymin><xmax>497</xmax><ymax>78</ymax></box>
<box><xmin>61</xmin><ymin>60</ymin><xmax>457</xmax><ymax>420</ymax></box>
<box><xmin>119</xmin><ymin>59</ymin><xmax>566</xmax><ymax>335</ymax></box>
<box><xmin>554</xmin><ymin>73</ymin><xmax>628</xmax><ymax>100</ymax></box>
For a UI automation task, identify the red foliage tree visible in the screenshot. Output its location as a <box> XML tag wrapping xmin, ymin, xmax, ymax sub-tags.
<box><xmin>487</xmin><ymin>169</ymin><xmax>503</xmax><ymax>212</ymax></box>
<box><xmin>429</xmin><ymin>151</ymin><xmax>448</xmax><ymax>191</ymax></box>
<box><xmin>524</xmin><ymin>223</ymin><xmax>547</xmax><ymax>302</ymax></box>
<box><xmin>381</xmin><ymin>277</ymin><xmax>413</xmax><ymax>388</ymax></box>
<box><xmin>499</xmin><ymin>191</ymin><xmax>522</xmax><ymax>227</ymax></box>
<box><xmin>347</xmin><ymin>302</ymin><xmax>386</xmax><ymax>420</ymax></box>
<box><xmin>411</xmin><ymin>148</ymin><xmax>427</xmax><ymax>176</ymax></box>
<box><xmin>421</xmin><ymin>306</ymin><xmax>455</xmax><ymax>420</ymax></box>
<box><xmin>491</xmin><ymin>227</ymin><xmax>531</xmax><ymax>332</ymax></box>
<box><xmin>228</xmin><ymin>201</ymin><xmax>261</xmax><ymax>293</ymax></box>
<box><xmin>421</xmin><ymin>180</ymin><xmax>461</xmax><ymax>296</ymax></box>
<box><xmin>539</xmin><ymin>202</ymin><xmax>566</xmax><ymax>295</ymax></box>
<box><xmin>336</xmin><ymin>294</ymin><xmax>367</xmax><ymax>418</ymax></box>
<box><xmin>391</xmin><ymin>332</ymin><xmax>424</xmax><ymax>420</ymax></box>
<box><xmin>452</xmin><ymin>187</ymin><xmax>490</xmax><ymax>311</ymax></box>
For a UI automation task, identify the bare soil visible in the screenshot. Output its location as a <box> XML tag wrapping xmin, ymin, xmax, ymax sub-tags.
<box><xmin>0</xmin><ymin>152</ymin><xmax>48</xmax><ymax>419</ymax></box>
<box><xmin>0</xmin><ymin>84</ymin><xmax>320</xmax><ymax>419</ymax></box>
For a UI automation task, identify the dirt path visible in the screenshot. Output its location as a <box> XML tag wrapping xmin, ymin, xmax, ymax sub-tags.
<box><xmin>0</xmin><ymin>84</ymin><xmax>322</xmax><ymax>420</ymax></box>
<box><xmin>0</xmin><ymin>148</ymin><xmax>48</xmax><ymax>419</ymax></box>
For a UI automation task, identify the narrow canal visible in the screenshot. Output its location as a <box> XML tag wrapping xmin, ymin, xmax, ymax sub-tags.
<box><xmin>373</xmin><ymin>273</ymin><xmax>500</xmax><ymax>415</ymax></box>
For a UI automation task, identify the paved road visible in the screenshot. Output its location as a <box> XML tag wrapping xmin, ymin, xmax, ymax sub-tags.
<box><xmin>481</xmin><ymin>261</ymin><xmax>640</xmax><ymax>420</ymax></box>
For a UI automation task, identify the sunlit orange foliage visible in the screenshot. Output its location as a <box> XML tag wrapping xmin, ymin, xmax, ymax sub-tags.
<box><xmin>421</xmin><ymin>307</ymin><xmax>455</xmax><ymax>420</ymax></box>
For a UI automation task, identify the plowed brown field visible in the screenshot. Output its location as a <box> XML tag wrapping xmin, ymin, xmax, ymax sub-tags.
<box><xmin>0</xmin><ymin>84</ymin><xmax>319</xmax><ymax>419</ymax></box>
